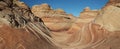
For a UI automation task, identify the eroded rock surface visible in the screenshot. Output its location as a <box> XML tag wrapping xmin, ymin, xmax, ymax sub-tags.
<box><xmin>32</xmin><ymin>4</ymin><xmax>76</xmax><ymax>32</ymax></box>
<box><xmin>1</xmin><ymin>0</ymin><xmax>120</xmax><ymax>49</ymax></box>
<box><xmin>31</xmin><ymin>0</ymin><xmax>120</xmax><ymax>49</ymax></box>
<box><xmin>79</xmin><ymin>7</ymin><xmax>99</xmax><ymax>19</ymax></box>
<box><xmin>0</xmin><ymin>0</ymin><xmax>59</xmax><ymax>49</ymax></box>
<box><xmin>106</xmin><ymin>0</ymin><xmax>120</xmax><ymax>7</ymax></box>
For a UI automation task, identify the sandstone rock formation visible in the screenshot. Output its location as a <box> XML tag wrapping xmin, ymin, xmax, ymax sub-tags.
<box><xmin>106</xmin><ymin>0</ymin><xmax>120</xmax><ymax>6</ymax></box>
<box><xmin>0</xmin><ymin>0</ymin><xmax>59</xmax><ymax>49</ymax></box>
<box><xmin>74</xmin><ymin>7</ymin><xmax>99</xmax><ymax>30</ymax></box>
<box><xmin>95</xmin><ymin>6</ymin><xmax>120</xmax><ymax>31</ymax></box>
<box><xmin>31</xmin><ymin>3</ymin><xmax>67</xmax><ymax>18</ymax></box>
<box><xmin>92</xmin><ymin>5</ymin><xmax>120</xmax><ymax>49</ymax></box>
<box><xmin>31</xmin><ymin>4</ymin><xmax>76</xmax><ymax>32</ymax></box>
<box><xmin>31</xmin><ymin>0</ymin><xmax>120</xmax><ymax>49</ymax></box>
<box><xmin>53</xmin><ymin>2</ymin><xmax>120</xmax><ymax>49</ymax></box>
<box><xmin>31</xmin><ymin>3</ymin><xmax>52</xmax><ymax>17</ymax></box>
<box><xmin>103</xmin><ymin>0</ymin><xmax>120</xmax><ymax>10</ymax></box>
<box><xmin>79</xmin><ymin>7</ymin><xmax>99</xmax><ymax>19</ymax></box>
<box><xmin>1</xmin><ymin>0</ymin><xmax>120</xmax><ymax>49</ymax></box>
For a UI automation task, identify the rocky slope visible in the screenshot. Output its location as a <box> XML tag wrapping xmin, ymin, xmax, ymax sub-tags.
<box><xmin>0</xmin><ymin>0</ymin><xmax>59</xmax><ymax>49</ymax></box>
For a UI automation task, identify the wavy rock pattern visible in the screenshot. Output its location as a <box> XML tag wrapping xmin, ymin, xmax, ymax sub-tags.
<box><xmin>0</xmin><ymin>0</ymin><xmax>59</xmax><ymax>49</ymax></box>
<box><xmin>0</xmin><ymin>0</ymin><xmax>120</xmax><ymax>49</ymax></box>
<box><xmin>31</xmin><ymin>0</ymin><xmax>120</xmax><ymax>49</ymax></box>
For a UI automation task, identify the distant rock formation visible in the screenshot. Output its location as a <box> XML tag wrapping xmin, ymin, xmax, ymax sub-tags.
<box><xmin>31</xmin><ymin>3</ymin><xmax>76</xmax><ymax>32</ymax></box>
<box><xmin>83</xmin><ymin>7</ymin><xmax>91</xmax><ymax>11</ymax></box>
<box><xmin>31</xmin><ymin>3</ymin><xmax>67</xmax><ymax>18</ymax></box>
<box><xmin>74</xmin><ymin>7</ymin><xmax>99</xmax><ymax>30</ymax></box>
<box><xmin>31</xmin><ymin>3</ymin><xmax>52</xmax><ymax>17</ymax></box>
<box><xmin>79</xmin><ymin>7</ymin><xmax>99</xmax><ymax>19</ymax></box>
<box><xmin>55</xmin><ymin>8</ymin><xmax>66</xmax><ymax>14</ymax></box>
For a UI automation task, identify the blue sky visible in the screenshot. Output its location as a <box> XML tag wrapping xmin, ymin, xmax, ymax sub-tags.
<box><xmin>20</xmin><ymin>0</ymin><xmax>108</xmax><ymax>16</ymax></box>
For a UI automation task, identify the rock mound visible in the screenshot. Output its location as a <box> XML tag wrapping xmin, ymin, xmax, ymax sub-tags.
<box><xmin>79</xmin><ymin>7</ymin><xmax>99</xmax><ymax>19</ymax></box>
